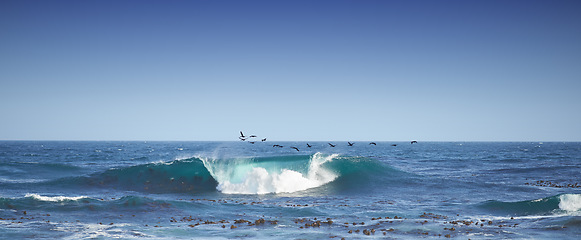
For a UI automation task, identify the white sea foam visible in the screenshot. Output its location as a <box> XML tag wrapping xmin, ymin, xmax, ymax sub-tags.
<box><xmin>202</xmin><ymin>152</ymin><xmax>338</xmax><ymax>194</ymax></box>
<box><xmin>559</xmin><ymin>194</ymin><xmax>581</xmax><ymax>212</ymax></box>
<box><xmin>175</xmin><ymin>154</ymin><xmax>197</xmax><ymax>162</ymax></box>
<box><xmin>25</xmin><ymin>193</ymin><xmax>87</xmax><ymax>202</ymax></box>
<box><xmin>56</xmin><ymin>222</ymin><xmax>148</xmax><ymax>240</ymax></box>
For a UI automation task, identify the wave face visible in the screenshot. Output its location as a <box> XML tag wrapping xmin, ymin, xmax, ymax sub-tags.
<box><xmin>479</xmin><ymin>194</ymin><xmax>581</xmax><ymax>216</ymax></box>
<box><xmin>77</xmin><ymin>159</ymin><xmax>218</xmax><ymax>193</ymax></box>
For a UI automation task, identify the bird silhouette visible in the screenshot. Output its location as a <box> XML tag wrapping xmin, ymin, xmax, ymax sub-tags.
<box><xmin>239</xmin><ymin>131</ymin><xmax>247</xmax><ymax>141</ymax></box>
<box><xmin>369</xmin><ymin>142</ymin><xmax>376</xmax><ymax>145</ymax></box>
<box><xmin>306</xmin><ymin>143</ymin><xmax>312</xmax><ymax>148</ymax></box>
<box><xmin>348</xmin><ymin>142</ymin><xmax>354</xmax><ymax>146</ymax></box>
<box><xmin>328</xmin><ymin>143</ymin><xmax>336</xmax><ymax>147</ymax></box>
<box><xmin>291</xmin><ymin>147</ymin><xmax>299</xmax><ymax>151</ymax></box>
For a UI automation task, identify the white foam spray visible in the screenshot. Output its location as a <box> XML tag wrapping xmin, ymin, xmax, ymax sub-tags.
<box><xmin>559</xmin><ymin>194</ymin><xmax>581</xmax><ymax>213</ymax></box>
<box><xmin>201</xmin><ymin>152</ymin><xmax>338</xmax><ymax>194</ymax></box>
<box><xmin>25</xmin><ymin>193</ymin><xmax>87</xmax><ymax>202</ymax></box>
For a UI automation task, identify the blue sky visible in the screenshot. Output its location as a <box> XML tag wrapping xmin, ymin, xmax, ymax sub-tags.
<box><xmin>1</xmin><ymin>0</ymin><xmax>580</xmax><ymax>141</ymax></box>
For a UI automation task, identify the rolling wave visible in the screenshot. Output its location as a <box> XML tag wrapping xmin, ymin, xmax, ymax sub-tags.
<box><xmin>198</xmin><ymin>152</ymin><xmax>396</xmax><ymax>194</ymax></box>
<box><xmin>479</xmin><ymin>194</ymin><xmax>581</xmax><ymax>216</ymax></box>
<box><xmin>39</xmin><ymin>153</ymin><xmax>394</xmax><ymax>195</ymax></box>
<box><xmin>0</xmin><ymin>194</ymin><xmax>176</xmax><ymax>211</ymax></box>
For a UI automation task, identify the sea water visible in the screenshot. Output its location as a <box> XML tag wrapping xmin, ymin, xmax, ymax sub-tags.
<box><xmin>0</xmin><ymin>141</ymin><xmax>579</xmax><ymax>239</ymax></box>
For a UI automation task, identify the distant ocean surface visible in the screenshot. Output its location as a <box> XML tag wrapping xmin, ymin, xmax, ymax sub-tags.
<box><xmin>1</xmin><ymin>141</ymin><xmax>580</xmax><ymax>239</ymax></box>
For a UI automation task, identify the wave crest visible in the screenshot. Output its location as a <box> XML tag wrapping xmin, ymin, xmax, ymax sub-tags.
<box><xmin>202</xmin><ymin>153</ymin><xmax>338</xmax><ymax>194</ymax></box>
<box><xmin>559</xmin><ymin>194</ymin><xmax>581</xmax><ymax>212</ymax></box>
<box><xmin>25</xmin><ymin>193</ymin><xmax>88</xmax><ymax>202</ymax></box>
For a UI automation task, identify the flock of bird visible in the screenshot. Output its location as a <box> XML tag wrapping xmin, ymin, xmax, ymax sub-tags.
<box><xmin>239</xmin><ymin>131</ymin><xmax>417</xmax><ymax>152</ymax></box>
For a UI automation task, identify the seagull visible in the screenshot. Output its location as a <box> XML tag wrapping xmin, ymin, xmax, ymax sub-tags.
<box><xmin>306</xmin><ymin>143</ymin><xmax>312</xmax><ymax>148</ymax></box>
<box><xmin>411</xmin><ymin>141</ymin><xmax>418</xmax><ymax>144</ymax></box>
<box><xmin>273</xmin><ymin>144</ymin><xmax>284</xmax><ymax>148</ymax></box>
<box><xmin>348</xmin><ymin>142</ymin><xmax>354</xmax><ymax>146</ymax></box>
<box><xmin>249</xmin><ymin>142</ymin><xmax>255</xmax><ymax>144</ymax></box>
<box><xmin>291</xmin><ymin>147</ymin><xmax>299</xmax><ymax>151</ymax></box>
<box><xmin>248</xmin><ymin>135</ymin><xmax>257</xmax><ymax>138</ymax></box>
<box><xmin>262</xmin><ymin>138</ymin><xmax>267</xmax><ymax>142</ymax></box>
<box><xmin>369</xmin><ymin>142</ymin><xmax>377</xmax><ymax>145</ymax></box>
<box><xmin>328</xmin><ymin>143</ymin><xmax>336</xmax><ymax>147</ymax></box>
<box><xmin>391</xmin><ymin>144</ymin><xmax>397</xmax><ymax>146</ymax></box>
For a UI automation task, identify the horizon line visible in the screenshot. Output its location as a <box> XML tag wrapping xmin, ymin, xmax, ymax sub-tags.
<box><xmin>0</xmin><ymin>139</ymin><xmax>579</xmax><ymax>143</ymax></box>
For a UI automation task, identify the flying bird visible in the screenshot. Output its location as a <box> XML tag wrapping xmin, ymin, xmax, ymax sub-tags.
<box><xmin>239</xmin><ymin>131</ymin><xmax>247</xmax><ymax>141</ymax></box>
<box><xmin>348</xmin><ymin>142</ymin><xmax>354</xmax><ymax>146</ymax></box>
<box><xmin>328</xmin><ymin>143</ymin><xmax>336</xmax><ymax>147</ymax></box>
<box><xmin>306</xmin><ymin>143</ymin><xmax>312</xmax><ymax>148</ymax></box>
<box><xmin>369</xmin><ymin>142</ymin><xmax>377</xmax><ymax>145</ymax></box>
<box><xmin>411</xmin><ymin>141</ymin><xmax>418</xmax><ymax>144</ymax></box>
<box><xmin>239</xmin><ymin>131</ymin><xmax>258</xmax><ymax>141</ymax></box>
<box><xmin>262</xmin><ymin>138</ymin><xmax>267</xmax><ymax>142</ymax></box>
<box><xmin>391</xmin><ymin>144</ymin><xmax>397</xmax><ymax>146</ymax></box>
<box><xmin>291</xmin><ymin>147</ymin><xmax>300</xmax><ymax>152</ymax></box>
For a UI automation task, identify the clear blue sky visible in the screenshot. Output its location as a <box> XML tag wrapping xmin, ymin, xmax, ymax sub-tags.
<box><xmin>1</xmin><ymin>0</ymin><xmax>580</xmax><ymax>141</ymax></box>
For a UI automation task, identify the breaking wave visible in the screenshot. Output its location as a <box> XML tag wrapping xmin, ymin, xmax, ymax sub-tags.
<box><xmin>38</xmin><ymin>152</ymin><xmax>392</xmax><ymax>195</ymax></box>
<box><xmin>479</xmin><ymin>193</ymin><xmax>581</xmax><ymax>216</ymax></box>
<box><xmin>200</xmin><ymin>152</ymin><xmax>340</xmax><ymax>194</ymax></box>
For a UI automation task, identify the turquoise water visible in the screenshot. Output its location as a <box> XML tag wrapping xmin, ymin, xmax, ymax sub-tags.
<box><xmin>1</xmin><ymin>141</ymin><xmax>580</xmax><ymax>239</ymax></box>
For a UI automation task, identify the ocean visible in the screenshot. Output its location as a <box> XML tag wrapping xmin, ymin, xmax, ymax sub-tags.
<box><xmin>0</xmin><ymin>141</ymin><xmax>579</xmax><ymax>239</ymax></box>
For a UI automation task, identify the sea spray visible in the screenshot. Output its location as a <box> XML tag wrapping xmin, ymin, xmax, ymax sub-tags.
<box><xmin>201</xmin><ymin>153</ymin><xmax>338</xmax><ymax>194</ymax></box>
<box><xmin>307</xmin><ymin>153</ymin><xmax>338</xmax><ymax>183</ymax></box>
<box><xmin>559</xmin><ymin>194</ymin><xmax>581</xmax><ymax>213</ymax></box>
